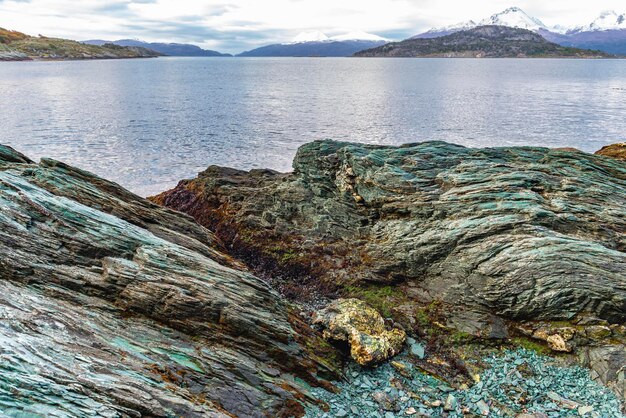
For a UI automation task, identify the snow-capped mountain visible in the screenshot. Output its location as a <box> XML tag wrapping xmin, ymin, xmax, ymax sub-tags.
<box><xmin>479</xmin><ymin>7</ymin><xmax>546</xmax><ymax>31</ymax></box>
<box><xmin>290</xmin><ymin>31</ymin><xmax>329</xmax><ymax>44</ymax></box>
<box><xmin>414</xmin><ymin>7</ymin><xmax>551</xmax><ymax>37</ymax></box>
<box><xmin>238</xmin><ymin>31</ymin><xmax>388</xmax><ymax>57</ymax></box>
<box><xmin>330</xmin><ymin>31</ymin><xmax>387</xmax><ymax>42</ymax></box>
<box><xmin>411</xmin><ymin>7</ymin><xmax>626</xmax><ymax>55</ymax></box>
<box><xmin>569</xmin><ymin>10</ymin><xmax>626</xmax><ymax>33</ymax></box>
<box><xmin>289</xmin><ymin>31</ymin><xmax>386</xmax><ymax>44</ymax></box>
<box><xmin>412</xmin><ymin>21</ymin><xmax>477</xmax><ymax>39</ymax></box>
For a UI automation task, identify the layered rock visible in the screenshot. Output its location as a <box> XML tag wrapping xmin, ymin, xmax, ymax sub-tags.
<box><xmin>153</xmin><ymin>140</ymin><xmax>626</xmax><ymax>394</ymax></box>
<box><xmin>154</xmin><ymin>140</ymin><xmax>625</xmax><ymax>323</ymax></box>
<box><xmin>0</xmin><ymin>144</ymin><xmax>338</xmax><ymax>417</ymax></box>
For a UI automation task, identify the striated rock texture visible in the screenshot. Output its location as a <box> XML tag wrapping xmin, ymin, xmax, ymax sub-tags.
<box><xmin>313</xmin><ymin>299</ymin><xmax>406</xmax><ymax>366</ymax></box>
<box><xmin>0</xmin><ymin>144</ymin><xmax>338</xmax><ymax>417</ymax></box>
<box><xmin>153</xmin><ymin>140</ymin><xmax>626</xmax><ymax>326</ymax></box>
<box><xmin>579</xmin><ymin>345</ymin><xmax>626</xmax><ymax>400</ymax></box>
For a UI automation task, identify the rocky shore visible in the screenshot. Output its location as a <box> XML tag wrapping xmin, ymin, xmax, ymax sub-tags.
<box><xmin>153</xmin><ymin>141</ymin><xmax>625</xmax><ymax>404</ymax></box>
<box><xmin>1</xmin><ymin>140</ymin><xmax>624</xmax><ymax>417</ymax></box>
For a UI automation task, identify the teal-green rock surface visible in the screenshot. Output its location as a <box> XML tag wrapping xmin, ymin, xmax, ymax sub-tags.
<box><xmin>154</xmin><ymin>140</ymin><xmax>625</xmax><ymax>399</ymax></box>
<box><xmin>0</xmin><ymin>144</ymin><xmax>331</xmax><ymax>417</ymax></box>
<box><xmin>156</xmin><ymin>140</ymin><xmax>625</xmax><ymax>323</ymax></box>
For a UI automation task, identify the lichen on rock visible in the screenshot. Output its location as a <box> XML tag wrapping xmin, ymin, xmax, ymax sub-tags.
<box><xmin>313</xmin><ymin>298</ymin><xmax>406</xmax><ymax>366</ymax></box>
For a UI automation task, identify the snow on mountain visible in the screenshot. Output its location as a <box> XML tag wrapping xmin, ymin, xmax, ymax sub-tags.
<box><xmin>288</xmin><ymin>30</ymin><xmax>387</xmax><ymax>44</ymax></box>
<box><xmin>414</xmin><ymin>7</ymin><xmax>553</xmax><ymax>37</ymax></box>
<box><xmin>437</xmin><ymin>21</ymin><xmax>478</xmax><ymax>32</ymax></box>
<box><xmin>330</xmin><ymin>31</ymin><xmax>387</xmax><ymax>42</ymax></box>
<box><xmin>414</xmin><ymin>7</ymin><xmax>626</xmax><ymax>39</ymax></box>
<box><xmin>478</xmin><ymin>7</ymin><xmax>547</xmax><ymax>31</ymax></box>
<box><xmin>570</xmin><ymin>10</ymin><xmax>626</xmax><ymax>33</ymax></box>
<box><xmin>290</xmin><ymin>31</ymin><xmax>329</xmax><ymax>44</ymax></box>
<box><xmin>549</xmin><ymin>25</ymin><xmax>572</xmax><ymax>35</ymax></box>
<box><xmin>409</xmin><ymin>6</ymin><xmax>626</xmax><ymax>55</ymax></box>
<box><xmin>413</xmin><ymin>20</ymin><xmax>477</xmax><ymax>38</ymax></box>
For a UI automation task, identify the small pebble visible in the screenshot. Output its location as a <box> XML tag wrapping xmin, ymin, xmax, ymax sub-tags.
<box><xmin>444</xmin><ymin>393</ymin><xmax>457</xmax><ymax>411</ymax></box>
<box><xmin>578</xmin><ymin>405</ymin><xmax>594</xmax><ymax>416</ymax></box>
<box><xmin>476</xmin><ymin>399</ymin><xmax>490</xmax><ymax>415</ymax></box>
<box><xmin>410</xmin><ymin>343</ymin><xmax>425</xmax><ymax>359</ymax></box>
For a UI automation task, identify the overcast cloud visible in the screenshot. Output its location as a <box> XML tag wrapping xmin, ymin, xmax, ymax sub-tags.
<box><xmin>1</xmin><ymin>0</ymin><xmax>624</xmax><ymax>53</ymax></box>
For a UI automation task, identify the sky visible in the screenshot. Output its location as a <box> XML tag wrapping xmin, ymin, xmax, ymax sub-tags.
<box><xmin>1</xmin><ymin>0</ymin><xmax>625</xmax><ymax>53</ymax></box>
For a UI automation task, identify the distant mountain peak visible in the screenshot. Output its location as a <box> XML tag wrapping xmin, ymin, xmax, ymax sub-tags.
<box><xmin>572</xmin><ymin>10</ymin><xmax>626</xmax><ymax>32</ymax></box>
<box><xmin>356</xmin><ymin>25</ymin><xmax>611</xmax><ymax>58</ymax></box>
<box><xmin>415</xmin><ymin>7</ymin><xmax>549</xmax><ymax>38</ymax></box>
<box><xmin>502</xmin><ymin>6</ymin><xmax>522</xmax><ymax>13</ymax></box>
<box><xmin>410</xmin><ymin>6</ymin><xmax>626</xmax><ymax>55</ymax></box>
<box><xmin>291</xmin><ymin>31</ymin><xmax>329</xmax><ymax>43</ymax></box>
<box><xmin>289</xmin><ymin>30</ymin><xmax>386</xmax><ymax>44</ymax></box>
<box><xmin>330</xmin><ymin>31</ymin><xmax>387</xmax><ymax>42</ymax></box>
<box><xmin>418</xmin><ymin>20</ymin><xmax>477</xmax><ymax>36</ymax></box>
<box><xmin>479</xmin><ymin>6</ymin><xmax>547</xmax><ymax>31</ymax></box>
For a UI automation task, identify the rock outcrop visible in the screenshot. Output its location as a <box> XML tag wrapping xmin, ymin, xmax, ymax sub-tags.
<box><xmin>579</xmin><ymin>345</ymin><xmax>626</xmax><ymax>400</ymax></box>
<box><xmin>596</xmin><ymin>142</ymin><xmax>626</xmax><ymax>161</ymax></box>
<box><xmin>153</xmin><ymin>140</ymin><xmax>626</xmax><ymax>395</ymax></box>
<box><xmin>313</xmin><ymin>299</ymin><xmax>406</xmax><ymax>366</ymax></box>
<box><xmin>153</xmin><ymin>140</ymin><xmax>625</xmax><ymax>324</ymax></box>
<box><xmin>3</xmin><ymin>139</ymin><xmax>624</xmax><ymax>416</ymax></box>
<box><xmin>0</xmin><ymin>144</ymin><xmax>338</xmax><ymax>417</ymax></box>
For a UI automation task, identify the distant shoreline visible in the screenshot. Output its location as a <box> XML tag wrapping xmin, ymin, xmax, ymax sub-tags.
<box><xmin>2</xmin><ymin>55</ymin><xmax>623</xmax><ymax>62</ymax></box>
<box><xmin>0</xmin><ymin>55</ymin><xmax>159</xmax><ymax>62</ymax></box>
<box><xmin>0</xmin><ymin>28</ymin><xmax>162</xmax><ymax>61</ymax></box>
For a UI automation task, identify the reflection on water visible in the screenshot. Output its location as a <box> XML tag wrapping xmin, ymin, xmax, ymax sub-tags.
<box><xmin>0</xmin><ymin>57</ymin><xmax>624</xmax><ymax>196</ymax></box>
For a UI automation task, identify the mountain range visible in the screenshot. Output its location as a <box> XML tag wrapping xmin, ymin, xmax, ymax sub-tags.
<box><xmin>7</xmin><ymin>7</ymin><xmax>626</xmax><ymax>58</ymax></box>
<box><xmin>237</xmin><ymin>31</ymin><xmax>387</xmax><ymax>57</ymax></box>
<box><xmin>413</xmin><ymin>7</ymin><xmax>626</xmax><ymax>55</ymax></box>
<box><xmin>84</xmin><ymin>39</ymin><xmax>231</xmax><ymax>57</ymax></box>
<box><xmin>356</xmin><ymin>25</ymin><xmax>610</xmax><ymax>58</ymax></box>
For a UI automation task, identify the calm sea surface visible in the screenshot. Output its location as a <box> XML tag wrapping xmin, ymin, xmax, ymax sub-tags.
<box><xmin>0</xmin><ymin>57</ymin><xmax>625</xmax><ymax>196</ymax></box>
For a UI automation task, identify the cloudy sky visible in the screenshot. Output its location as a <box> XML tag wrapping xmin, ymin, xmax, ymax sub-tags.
<box><xmin>1</xmin><ymin>0</ymin><xmax>624</xmax><ymax>53</ymax></box>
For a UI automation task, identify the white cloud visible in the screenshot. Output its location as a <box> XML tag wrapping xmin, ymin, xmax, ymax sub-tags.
<box><xmin>1</xmin><ymin>0</ymin><xmax>625</xmax><ymax>53</ymax></box>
